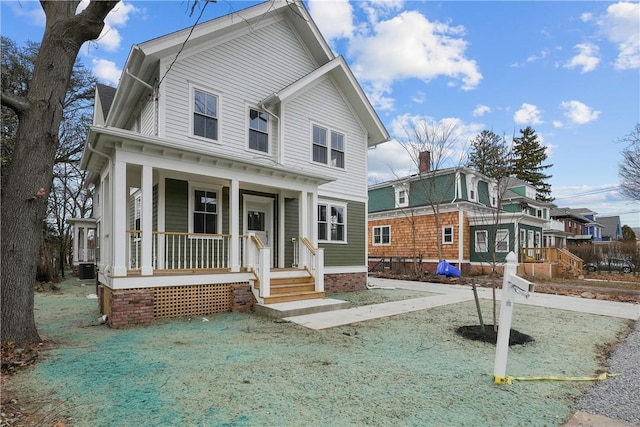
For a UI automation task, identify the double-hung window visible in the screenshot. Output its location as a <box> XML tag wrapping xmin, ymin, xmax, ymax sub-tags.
<box><xmin>394</xmin><ymin>184</ymin><xmax>409</xmax><ymax>208</ymax></box>
<box><xmin>495</xmin><ymin>229</ymin><xmax>509</xmax><ymax>252</ymax></box>
<box><xmin>193</xmin><ymin>189</ymin><xmax>218</xmax><ymax>234</ymax></box>
<box><xmin>373</xmin><ymin>225</ymin><xmax>391</xmax><ymax>245</ymax></box>
<box><xmin>318</xmin><ymin>203</ymin><xmax>346</xmax><ymax>242</ymax></box>
<box><xmin>312</xmin><ymin>125</ymin><xmax>345</xmax><ymax>168</ymax></box>
<box><xmin>442</xmin><ymin>226</ymin><xmax>453</xmax><ymax>244</ymax></box>
<box><xmin>249</xmin><ymin>108</ymin><xmax>268</xmax><ymax>152</ymax></box>
<box><xmin>193</xmin><ymin>89</ymin><xmax>218</xmax><ymax>140</ymax></box>
<box><xmin>475</xmin><ymin>230</ymin><xmax>488</xmax><ymax>252</ymax></box>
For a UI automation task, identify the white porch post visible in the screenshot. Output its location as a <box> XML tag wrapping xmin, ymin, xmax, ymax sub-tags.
<box><xmin>72</xmin><ymin>225</ymin><xmax>80</xmax><ymax>264</ymax></box>
<box><xmin>229</xmin><ymin>179</ymin><xmax>240</xmax><ymax>272</ymax></box>
<box><xmin>299</xmin><ymin>191</ymin><xmax>308</xmax><ymax>268</ymax></box>
<box><xmin>141</xmin><ymin>165</ymin><xmax>153</xmax><ymax>275</ymax></box>
<box><xmin>111</xmin><ymin>159</ymin><xmax>127</xmax><ymax>276</ymax></box>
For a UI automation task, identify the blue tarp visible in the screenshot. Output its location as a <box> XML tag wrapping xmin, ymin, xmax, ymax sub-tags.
<box><xmin>436</xmin><ymin>260</ymin><xmax>461</xmax><ymax>277</ymax></box>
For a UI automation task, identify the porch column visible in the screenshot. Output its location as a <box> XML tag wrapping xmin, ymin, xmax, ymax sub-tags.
<box><xmin>298</xmin><ymin>191</ymin><xmax>309</xmax><ymax>267</ymax></box>
<box><xmin>72</xmin><ymin>224</ymin><xmax>80</xmax><ymax>264</ymax></box>
<box><xmin>229</xmin><ymin>179</ymin><xmax>240</xmax><ymax>272</ymax></box>
<box><xmin>141</xmin><ymin>165</ymin><xmax>153</xmax><ymax>276</ymax></box>
<box><xmin>111</xmin><ymin>159</ymin><xmax>127</xmax><ymax>276</ymax></box>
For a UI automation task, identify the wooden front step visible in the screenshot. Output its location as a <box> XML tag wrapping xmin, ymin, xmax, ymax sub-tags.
<box><xmin>263</xmin><ymin>290</ymin><xmax>326</xmax><ymax>304</ymax></box>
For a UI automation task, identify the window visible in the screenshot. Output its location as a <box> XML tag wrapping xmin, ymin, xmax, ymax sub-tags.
<box><xmin>193</xmin><ymin>89</ymin><xmax>218</xmax><ymax>140</ymax></box>
<box><xmin>312</xmin><ymin>125</ymin><xmax>345</xmax><ymax>168</ymax></box>
<box><xmin>442</xmin><ymin>226</ymin><xmax>453</xmax><ymax>244</ymax></box>
<box><xmin>373</xmin><ymin>225</ymin><xmax>391</xmax><ymax>245</ymax></box>
<box><xmin>249</xmin><ymin>108</ymin><xmax>268</xmax><ymax>152</ymax></box>
<box><xmin>520</xmin><ymin>229</ymin><xmax>526</xmax><ymax>248</ymax></box>
<box><xmin>193</xmin><ymin>189</ymin><xmax>218</xmax><ymax>234</ymax></box>
<box><xmin>318</xmin><ymin>203</ymin><xmax>346</xmax><ymax>242</ymax></box>
<box><xmin>475</xmin><ymin>230</ymin><xmax>488</xmax><ymax>252</ymax></box>
<box><xmin>394</xmin><ymin>184</ymin><xmax>409</xmax><ymax>208</ymax></box>
<box><xmin>495</xmin><ymin>229</ymin><xmax>509</xmax><ymax>252</ymax></box>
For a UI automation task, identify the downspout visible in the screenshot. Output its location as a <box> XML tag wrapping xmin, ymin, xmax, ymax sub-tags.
<box><xmin>457</xmin><ymin>204</ymin><xmax>464</xmax><ymax>270</ymax></box>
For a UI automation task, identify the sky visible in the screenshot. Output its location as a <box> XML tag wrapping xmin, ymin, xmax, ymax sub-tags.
<box><xmin>2</xmin><ymin>0</ymin><xmax>639</xmax><ymax>228</ymax></box>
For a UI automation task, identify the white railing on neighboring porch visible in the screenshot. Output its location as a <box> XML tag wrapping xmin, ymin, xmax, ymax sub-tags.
<box><xmin>127</xmin><ymin>231</ymin><xmax>239</xmax><ymax>271</ymax></box>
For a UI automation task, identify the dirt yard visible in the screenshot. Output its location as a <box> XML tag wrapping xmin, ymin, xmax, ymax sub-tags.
<box><xmin>1</xmin><ymin>275</ymin><xmax>636</xmax><ymax>426</ymax></box>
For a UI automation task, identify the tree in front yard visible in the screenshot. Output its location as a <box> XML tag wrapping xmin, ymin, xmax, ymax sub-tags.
<box><xmin>1</xmin><ymin>1</ymin><xmax>119</xmax><ymax>347</ymax></box>
<box><xmin>618</xmin><ymin>123</ymin><xmax>640</xmax><ymax>201</ymax></box>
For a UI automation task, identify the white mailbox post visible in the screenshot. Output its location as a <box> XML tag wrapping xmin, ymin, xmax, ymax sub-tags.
<box><xmin>494</xmin><ymin>251</ymin><xmax>534</xmax><ymax>384</ymax></box>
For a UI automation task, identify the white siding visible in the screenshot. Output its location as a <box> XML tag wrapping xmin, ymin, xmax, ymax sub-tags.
<box><xmin>161</xmin><ymin>17</ymin><xmax>316</xmax><ymax>162</ymax></box>
<box><xmin>140</xmin><ymin>100</ymin><xmax>155</xmax><ymax>135</ymax></box>
<box><xmin>284</xmin><ymin>77</ymin><xmax>368</xmax><ymax>199</ymax></box>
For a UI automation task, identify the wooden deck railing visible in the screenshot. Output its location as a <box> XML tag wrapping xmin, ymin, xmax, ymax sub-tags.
<box><xmin>520</xmin><ymin>247</ymin><xmax>583</xmax><ymax>274</ymax></box>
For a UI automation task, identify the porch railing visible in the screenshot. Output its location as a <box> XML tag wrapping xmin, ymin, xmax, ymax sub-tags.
<box><xmin>127</xmin><ymin>230</ymin><xmax>233</xmax><ymax>271</ymax></box>
<box><xmin>520</xmin><ymin>247</ymin><xmax>583</xmax><ymax>273</ymax></box>
<box><xmin>245</xmin><ymin>233</ymin><xmax>270</xmax><ymax>298</ymax></box>
<box><xmin>300</xmin><ymin>237</ymin><xmax>324</xmax><ymax>293</ymax></box>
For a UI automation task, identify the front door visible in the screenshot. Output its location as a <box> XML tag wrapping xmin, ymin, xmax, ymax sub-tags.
<box><xmin>244</xmin><ymin>195</ymin><xmax>274</xmax><ymax>266</ymax></box>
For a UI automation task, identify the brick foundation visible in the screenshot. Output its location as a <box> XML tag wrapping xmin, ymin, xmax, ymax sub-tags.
<box><xmin>107</xmin><ymin>288</ymin><xmax>155</xmax><ymax>328</ymax></box>
<box><xmin>99</xmin><ymin>281</ymin><xmax>257</xmax><ymax>328</ymax></box>
<box><xmin>324</xmin><ymin>272</ymin><xmax>367</xmax><ymax>293</ymax></box>
<box><xmin>231</xmin><ymin>283</ymin><xmax>256</xmax><ymax>312</ymax></box>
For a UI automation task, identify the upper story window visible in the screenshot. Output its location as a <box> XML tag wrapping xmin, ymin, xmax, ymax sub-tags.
<box><xmin>249</xmin><ymin>108</ymin><xmax>269</xmax><ymax>153</ymax></box>
<box><xmin>394</xmin><ymin>184</ymin><xmax>409</xmax><ymax>208</ymax></box>
<box><xmin>373</xmin><ymin>225</ymin><xmax>391</xmax><ymax>246</ymax></box>
<box><xmin>193</xmin><ymin>189</ymin><xmax>218</xmax><ymax>234</ymax></box>
<box><xmin>312</xmin><ymin>125</ymin><xmax>345</xmax><ymax>168</ymax></box>
<box><xmin>318</xmin><ymin>202</ymin><xmax>346</xmax><ymax>242</ymax></box>
<box><xmin>442</xmin><ymin>226</ymin><xmax>453</xmax><ymax>244</ymax></box>
<box><xmin>193</xmin><ymin>88</ymin><xmax>218</xmax><ymax>141</ymax></box>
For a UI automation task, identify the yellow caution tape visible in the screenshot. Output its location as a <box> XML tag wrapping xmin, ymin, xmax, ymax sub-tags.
<box><xmin>494</xmin><ymin>372</ymin><xmax>619</xmax><ymax>385</ymax></box>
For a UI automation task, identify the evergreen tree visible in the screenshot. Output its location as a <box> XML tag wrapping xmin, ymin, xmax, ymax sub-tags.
<box><xmin>511</xmin><ymin>126</ymin><xmax>553</xmax><ymax>201</ymax></box>
<box><xmin>466</xmin><ymin>130</ymin><xmax>512</xmax><ymax>179</ymax></box>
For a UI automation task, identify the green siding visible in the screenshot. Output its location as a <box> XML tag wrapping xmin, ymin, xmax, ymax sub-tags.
<box><xmin>410</xmin><ymin>174</ymin><xmax>457</xmax><ymax>206</ymax></box>
<box><xmin>478</xmin><ymin>181</ymin><xmax>490</xmax><ymax>205</ymax></box>
<box><xmin>165</xmin><ymin>178</ymin><xmax>188</xmax><ymax>232</ymax></box>
<box><xmin>502</xmin><ymin>202</ymin><xmax>521</xmax><ymax>213</ymax></box>
<box><xmin>368</xmin><ymin>186</ymin><xmax>395</xmax><ymax>212</ymax></box>
<box><xmin>510</xmin><ymin>186</ymin><xmax>526</xmax><ymax>197</ymax></box>
<box><xmin>469</xmin><ymin>223</ymin><xmax>515</xmax><ymax>263</ymax></box>
<box><xmin>320</xmin><ymin>201</ymin><xmax>365</xmax><ymax>266</ymax></box>
<box><xmin>284</xmin><ymin>198</ymin><xmax>299</xmax><ymax>267</ymax></box>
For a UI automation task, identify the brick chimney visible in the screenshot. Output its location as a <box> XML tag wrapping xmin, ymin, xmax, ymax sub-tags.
<box><xmin>419</xmin><ymin>151</ymin><xmax>431</xmax><ymax>173</ymax></box>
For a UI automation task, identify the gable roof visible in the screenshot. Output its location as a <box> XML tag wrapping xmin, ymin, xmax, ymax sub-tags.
<box><xmin>598</xmin><ymin>215</ymin><xmax>622</xmax><ymax>238</ymax></box>
<box><xmin>259</xmin><ymin>56</ymin><xmax>389</xmax><ymax>146</ymax></box>
<box><xmin>106</xmin><ymin>0</ymin><xmax>334</xmax><ymax>128</ymax></box>
<box><xmin>550</xmin><ymin>207</ymin><xmax>592</xmax><ymax>223</ymax></box>
<box><xmin>95</xmin><ymin>83</ymin><xmax>116</xmax><ymax>123</ymax></box>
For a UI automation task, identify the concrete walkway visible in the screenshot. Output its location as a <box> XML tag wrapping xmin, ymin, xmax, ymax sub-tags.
<box><xmin>284</xmin><ymin>277</ymin><xmax>640</xmax><ymax>329</ymax></box>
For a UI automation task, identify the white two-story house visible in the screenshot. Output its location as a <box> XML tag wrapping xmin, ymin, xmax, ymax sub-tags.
<box><xmin>81</xmin><ymin>0</ymin><xmax>389</xmax><ymax>327</ymax></box>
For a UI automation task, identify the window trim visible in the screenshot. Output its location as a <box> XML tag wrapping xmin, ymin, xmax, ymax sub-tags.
<box><xmin>311</xmin><ymin>123</ymin><xmax>346</xmax><ymax>169</ymax></box>
<box><xmin>189</xmin><ymin>83</ymin><xmax>221</xmax><ymax>143</ymax></box>
<box><xmin>495</xmin><ymin>228</ymin><xmax>509</xmax><ymax>253</ymax></box>
<box><xmin>372</xmin><ymin>225</ymin><xmax>391</xmax><ymax>246</ymax></box>
<box><xmin>247</xmin><ymin>106</ymin><xmax>270</xmax><ymax>154</ymax></box>
<box><xmin>318</xmin><ymin>201</ymin><xmax>347</xmax><ymax>243</ymax></box>
<box><xmin>475</xmin><ymin>230</ymin><xmax>488</xmax><ymax>253</ymax></box>
<box><xmin>394</xmin><ymin>184</ymin><xmax>409</xmax><ymax>208</ymax></box>
<box><xmin>188</xmin><ymin>182</ymin><xmax>223</xmax><ymax>237</ymax></box>
<box><xmin>442</xmin><ymin>226</ymin><xmax>454</xmax><ymax>244</ymax></box>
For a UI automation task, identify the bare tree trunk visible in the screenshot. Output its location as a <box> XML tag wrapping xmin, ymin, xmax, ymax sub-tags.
<box><xmin>1</xmin><ymin>1</ymin><xmax>117</xmax><ymax>346</ymax></box>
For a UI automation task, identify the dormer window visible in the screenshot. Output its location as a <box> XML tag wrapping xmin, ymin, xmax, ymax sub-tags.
<box><xmin>394</xmin><ymin>184</ymin><xmax>409</xmax><ymax>208</ymax></box>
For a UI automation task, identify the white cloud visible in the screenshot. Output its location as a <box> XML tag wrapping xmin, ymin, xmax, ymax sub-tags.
<box><xmin>560</xmin><ymin>100</ymin><xmax>600</xmax><ymax>125</ymax></box>
<box><xmin>77</xmin><ymin>1</ymin><xmax>138</xmax><ymax>53</ymax></box>
<box><xmin>348</xmin><ymin>9</ymin><xmax>482</xmax><ymax>110</ymax></box>
<box><xmin>514</xmin><ymin>103</ymin><xmax>543</xmax><ymax>125</ymax></box>
<box><xmin>598</xmin><ymin>2</ymin><xmax>640</xmax><ymax>69</ymax></box>
<box><xmin>9</xmin><ymin>3</ymin><xmax>45</xmax><ymax>27</ymax></box>
<box><xmin>308</xmin><ymin>0</ymin><xmax>355</xmax><ymax>42</ymax></box>
<box><xmin>564</xmin><ymin>43</ymin><xmax>600</xmax><ymax>73</ymax></box>
<box><xmin>472</xmin><ymin>104</ymin><xmax>491</xmax><ymax>117</ymax></box>
<box><xmin>553</xmin><ymin>120</ymin><xmax>564</xmax><ymax>128</ymax></box>
<box><xmin>92</xmin><ymin>59</ymin><xmax>122</xmax><ymax>86</ymax></box>
<box><xmin>526</xmin><ymin>49</ymin><xmax>549</xmax><ymax>63</ymax></box>
<box><xmin>580</xmin><ymin>12</ymin><xmax>593</xmax><ymax>23</ymax></box>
